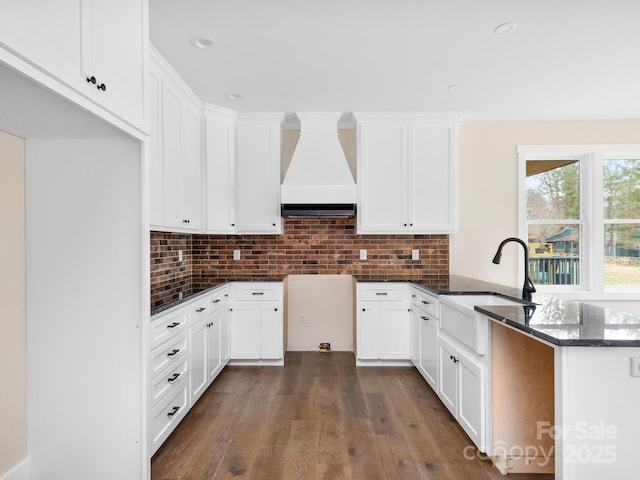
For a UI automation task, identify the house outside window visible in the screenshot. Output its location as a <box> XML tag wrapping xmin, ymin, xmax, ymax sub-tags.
<box><xmin>519</xmin><ymin>145</ymin><xmax>640</xmax><ymax>300</ymax></box>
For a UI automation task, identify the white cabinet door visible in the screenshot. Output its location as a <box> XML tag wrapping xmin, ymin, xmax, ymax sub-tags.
<box><xmin>438</xmin><ymin>335</ymin><xmax>458</xmax><ymax>416</ymax></box>
<box><xmin>0</xmin><ymin>0</ymin><xmax>84</xmax><ymax>91</ymax></box>
<box><xmin>260</xmin><ymin>301</ymin><xmax>283</xmax><ymax>359</ymax></box>
<box><xmin>154</xmin><ymin>62</ymin><xmax>201</xmax><ymax>232</ymax></box>
<box><xmin>379</xmin><ymin>303</ymin><xmax>410</xmax><ymax>359</ymax></box>
<box><xmin>357</xmin><ymin>122</ymin><xmax>406</xmax><ymax>233</ymax></box>
<box><xmin>355</xmin><ymin>113</ymin><xmax>458</xmax><ymax>234</ymax></box>
<box><xmin>457</xmin><ymin>347</ymin><xmax>484</xmax><ymax>449</ymax></box>
<box><xmin>189</xmin><ymin>317</ymin><xmax>208</xmax><ymax>403</ymax></box>
<box><xmin>160</xmin><ymin>82</ymin><xmax>184</xmax><ymax>229</ymax></box>
<box><xmin>357</xmin><ymin>302</ymin><xmax>379</xmax><ymax>360</ymax></box>
<box><xmin>221</xmin><ymin>303</ymin><xmax>231</xmax><ymax>363</ymax></box>
<box><xmin>418</xmin><ymin>311</ymin><xmax>438</xmax><ymax>390</ymax></box>
<box><xmin>205</xmin><ymin>108</ymin><xmax>236</xmax><ymax>233</ymax></box>
<box><xmin>408</xmin><ymin>123</ymin><xmax>455</xmax><ymax>232</ymax></box>
<box><xmin>206</xmin><ymin>308</ymin><xmax>222</xmax><ymax>382</ymax></box>
<box><xmin>181</xmin><ymin>102</ymin><xmax>202</xmax><ymax>230</ymax></box>
<box><xmin>86</xmin><ymin>0</ymin><xmax>146</xmax><ymax>128</ymax></box>
<box><xmin>235</xmin><ymin>115</ymin><xmax>283</xmax><ymax>234</ymax></box>
<box><xmin>229</xmin><ymin>303</ymin><xmax>261</xmax><ymax>359</ymax></box>
<box><xmin>148</xmin><ymin>64</ymin><xmax>164</xmax><ymax>227</ymax></box>
<box><xmin>410</xmin><ymin>307</ymin><xmax>420</xmax><ymax>366</ymax></box>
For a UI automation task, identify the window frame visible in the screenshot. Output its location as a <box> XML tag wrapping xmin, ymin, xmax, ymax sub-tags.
<box><xmin>518</xmin><ymin>145</ymin><xmax>640</xmax><ymax>301</ymax></box>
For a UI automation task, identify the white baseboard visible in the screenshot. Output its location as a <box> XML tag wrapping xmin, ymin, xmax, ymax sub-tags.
<box><xmin>1</xmin><ymin>458</ymin><xmax>30</xmax><ymax>480</ymax></box>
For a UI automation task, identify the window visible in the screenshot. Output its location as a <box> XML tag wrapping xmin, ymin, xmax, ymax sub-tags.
<box><xmin>519</xmin><ymin>146</ymin><xmax>640</xmax><ymax>299</ymax></box>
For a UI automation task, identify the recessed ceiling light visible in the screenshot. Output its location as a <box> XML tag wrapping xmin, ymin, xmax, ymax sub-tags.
<box><xmin>494</xmin><ymin>22</ymin><xmax>517</xmax><ymax>34</ymax></box>
<box><xmin>225</xmin><ymin>92</ymin><xmax>243</xmax><ymax>101</ymax></box>
<box><xmin>190</xmin><ymin>35</ymin><xmax>217</xmax><ymax>49</ymax></box>
<box><xmin>447</xmin><ymin>84</ymin><xmax>462</xmax><ymax>92</ymax></box>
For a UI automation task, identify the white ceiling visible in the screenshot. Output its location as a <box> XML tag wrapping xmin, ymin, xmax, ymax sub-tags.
<box><xmin>150</xmin><ymin>0</ymin><xmax>640</xmax><ymax>122</ymax></box>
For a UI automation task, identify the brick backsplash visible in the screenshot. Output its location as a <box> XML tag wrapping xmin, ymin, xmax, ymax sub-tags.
<box><xmin>150</xmin><ymin>217</ymin><xmax>449</xmax><ymax>309</ymax></box>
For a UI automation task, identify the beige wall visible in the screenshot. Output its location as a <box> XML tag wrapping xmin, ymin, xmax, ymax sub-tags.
<box><xmin>451</xmin><ymin>120</ymin><xmax>640</xmax><ymax>288</ymax></box>
<box><xmin>0</xmin><ymin>130</ymin><xmax>27</xmax><ymax>477</ymax></box>
<box><xmin>286</xmin><ymin>275</ymin><xmax>354</xmax><ymax>351</ymax></box>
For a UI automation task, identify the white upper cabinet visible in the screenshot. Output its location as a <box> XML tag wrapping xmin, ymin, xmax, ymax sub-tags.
<box><xmin>354</xmin><ymin>113</ymin><xmax>458</xmax><ymax>234</ymax></box>
<box><xmin>234</xmin><ymin>114</ymin><xmax>284</xmax><ymax>234</ymax></box>
<box><xmin>149</xmin><ymin>48</ymin><xmax>202</xmax><ymax>232</ymax></box>
<box><xmin>0</xmin><ymin>0</ymin><xmax>147</xmax><ymax>131</ymax></box>
<box><xmin>204</xmin><ymin>106</ymin><xmax>237</xmax><ymax>234</ymax></box>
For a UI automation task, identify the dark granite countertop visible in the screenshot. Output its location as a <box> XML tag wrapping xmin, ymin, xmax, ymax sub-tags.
<box><xmin>476</xmin><ymin>295</ymin><xmax>640</xmax><ymax>347</ymax></box>
<box><xmin>151</xmin><ymin>277</ymin><xmax>285</xmax><ymax>316</ymax></box>
<box><xmin>360</xmin><ymin>275</ymin><xmax>640</xmax><ymax>347</ymax></box>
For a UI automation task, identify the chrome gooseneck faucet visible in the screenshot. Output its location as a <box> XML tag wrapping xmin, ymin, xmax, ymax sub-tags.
<box><xmin>492</xmin><ymin>237</ymin><xmax>536</xmax><ymax>301</ymax></box>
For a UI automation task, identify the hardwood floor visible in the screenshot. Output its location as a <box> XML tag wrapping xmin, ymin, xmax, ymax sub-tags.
<box><xmin>152</xmin><ymin>352</ymin><xmax>555</xmax><ymax>480</ymax></box>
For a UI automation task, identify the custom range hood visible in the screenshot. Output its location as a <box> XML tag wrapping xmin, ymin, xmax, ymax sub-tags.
<box><xmin>281</xmin><ymin>112</ymin><xmax>356</xmax><ymax>216</ymax></box>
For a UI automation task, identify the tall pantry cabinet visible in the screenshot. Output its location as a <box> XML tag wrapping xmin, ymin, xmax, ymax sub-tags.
<box><xmin>0</xmin><ymin>2</ymin><xmax>149</xmax><ymax>480</ymax></box>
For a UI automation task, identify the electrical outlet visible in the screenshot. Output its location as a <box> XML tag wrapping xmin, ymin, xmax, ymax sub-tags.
<box><xmin>233</xmin><ymin>249</ymin><xmax>241</xmax><ymax>260</ymax></box>
<box><xmin>360</xmin><ymin>249</ymin><xmax>367</xmax><ymax>260</ymax></box>
<box><xmin>631</xmin><ymin>357</ymin><xmax>640</xmax><ymax>377</ymax></box>
<box><xmin>412</xmin><ymin>249</ymin><xmax>419</xmax><ymax>260</ymax></box>
<box><xmin>300</xmin><ymin>313</ymin><xmax>309</xmax><ymax>325</ymax></box>
<box><xmin>178</xmin><ymin>250</ymin><xmax>183</xmax><ymax>262</ymax></box>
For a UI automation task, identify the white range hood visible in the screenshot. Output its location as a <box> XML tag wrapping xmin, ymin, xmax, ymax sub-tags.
<box><xmin>281</xmin><ymin>112</ymin><xmax>356</xmax><ymax>206</ymax></box>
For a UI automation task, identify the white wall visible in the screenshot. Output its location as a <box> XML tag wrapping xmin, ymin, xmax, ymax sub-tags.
<box><xmin>451</xmin><ymin>120</ymin><xmax>640</xmax><ymax>289</ymax></box>
<box><xmin>0</xmin><ymin>131</ymin><xmax>27</xmax><ymax>479</ymax></box>
<box><xmin>26</xmin><ymin>139</ymin><xmax>144</xmax><ymax>480</ymax></box>
<box><xmin>286</xmin><ymin>275</ymin><xmax>354</xmax><ymax>351</ymax></box>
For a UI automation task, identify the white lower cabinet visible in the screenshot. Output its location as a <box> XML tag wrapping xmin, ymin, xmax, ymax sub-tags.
<box><xmin>149</xmin><ymin>284</ymin><xmax>231</xmax><ymax>455</ymax></box>
<box><xmin>356</xmin><ymin>283</ymin><xmax>411</xmax><ymax>364</ymax></box>
<box><xmin>438</xmin><ymin>334</ymin><xmax>486</xmax><ymax>451</ymax></box>
<box><xmin>229</xmin><ymin>282</ymin><xmax>284</xmax><ymax>363</ymax></box>
<box><xmin>418</xmin><ymin>309</ymin><xmax>438</xmax><ymax>390</ymax></box>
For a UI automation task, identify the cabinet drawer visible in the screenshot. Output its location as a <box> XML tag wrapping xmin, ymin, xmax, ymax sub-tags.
<box><xmin>415</xmin><ymin>290</ymin><xmax>439</xmax><ymax>318</ymax></box>
<box><xmin>150</xmin><ymin>333</ymin><xmax>189</xmax><ymax>379</ymax></box>
<box><xmin>150</xmin><ymin>356</ymin><xmax>189</xmax><ymax>408</ymax></box>
<box><xmin>189</xmin><ymin>296</ymin><xmax>214</xmax><ymax>321</ymax></box>
<box><xmin>150</xmin><ymin>308</ymin><xmax>189</xmax><ymax>350</ymax></box>
<box><xmin>150</xmin><ymin>375</ymin><xmax>189</xmax><ymax>454</ymax></box>
<box><xmin>232</xmin><ymin>282</ymin><xmax>282</xmax><ymax>301</ymax></box>
<box><xmin>357</xmin><ymin>282</ymin><xmax>408</xmax><ymax>301</ymax></box>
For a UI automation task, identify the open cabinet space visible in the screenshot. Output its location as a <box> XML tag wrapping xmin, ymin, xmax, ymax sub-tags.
<box><xmin>491</xmin><ymin>321</ymin><xmax>555</xmax><ymax>474</ymax></box>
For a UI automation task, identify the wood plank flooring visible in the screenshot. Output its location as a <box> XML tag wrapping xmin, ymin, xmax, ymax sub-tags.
<box><xmin>151</xmin><ymin>352</ymin><xmax>555</xmax><ymax>480</ymax></box>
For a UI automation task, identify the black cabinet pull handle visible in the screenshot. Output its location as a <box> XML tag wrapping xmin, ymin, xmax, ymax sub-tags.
<box><xmin>272</xmin><ymin>223</ymin><xmax>276</xmax><ymax>226</ymax></box>
<box><xmin>86</xmin><ymin>76</ymin><xmax>96</xmax><ymax>84</ymax></box>
<box><xmin>167</xmin><ymin>349</ymin><xmax>180</xmax><ymax>357</ymax></box>
<box><xmin>454</xmin><ymin>357</ymin><xmax>459</xmax><ymax>363</ymax></box>
<box><xmin>274</xmin><ymin>308</ymin><xmax>278</xmax><ymax>312</ymax></box>
<box><xmin>167</xmin><ymin>406</ymin><xmax>180</xmax><ymax>417</ymax></box>
<box><xmin>362</xmin><ymin>308</ymin><xmax>366</xmax><ymax>312</ymax></box>
<box><xmin>421</xmin><ymin>316</ymin><xmax>429</xmax><ymax>321</ymax></box>
<box><xmin>212</xmin><ymin>299</ymin><xmax>221</xmax><ymax>303</ymax></box>
<box><xmin>421</xmin><ymin>300</ymin><xmax>430</xmax><ymax>305</ymax></box>
<box><xmin>376</xmin><ymin>292</ymin><xmax>388</xmax><ymax>296</ymax></box>
<box><xmin>166</xmin><ymin>322</ymin><xmax>180</xmax><ymax>329</ymax></box>
<box><xmin>409</xmin><ymin>223</ymin><xmax>413</xmax><ymax>227</ymax></box>
<box><xmin>196</xmin><ymin>307</ymin><xmax>206</xmax><ymax>312</ymax></box>
<box><xmin>252</xmin><ymin>292</ymin><xmax>264</xmax><ymax>295</ymax></box>
<box><xmin>231</xmin><ymin>223</ymin><xmax>235</xmax><ymax>227</ymax></box>
<box><xmin>97</xmin><ymin>83</ymin><xmax>106</xmax><ymax>91</ymax></box>
<box><xmin>403</xmin><ymin>223</ymin><xmax>407</xmax><ymax>227</ymax></box>
<box><xmin>450</xmin><ymin>355</ymin><xmax>455</xmax><ymax>360</ymax></box>
<box><xmin>167</xmin><ymin>373</ymin><xmax>180</xmax><ymax>382</ymax></box>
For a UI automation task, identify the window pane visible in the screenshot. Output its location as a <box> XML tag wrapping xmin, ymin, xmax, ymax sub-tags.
<box><xmin>528</xmin><ymin>224</ymin><xmax>581</xmax><ymax>285</ymax></box>
<box><xmin>604</xmin><ymin>159</ymin><xmax>640</xmax><ymax>220</ymax></box>
<box><xmin>526</xmin><ymin>160</ymin><xmax>580</xmax><ymax>220</ymax></box>
<box><xmin>604</xmin><ymin>223</ymin><xmax>640</xmax><ymax>286</ymax></box>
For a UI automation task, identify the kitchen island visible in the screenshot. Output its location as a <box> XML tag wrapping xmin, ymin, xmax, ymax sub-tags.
<box><xmin>473</xmin><ymin>295</ymin><xmax>640</xmax><ymax>480</ymax></box>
